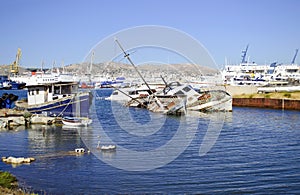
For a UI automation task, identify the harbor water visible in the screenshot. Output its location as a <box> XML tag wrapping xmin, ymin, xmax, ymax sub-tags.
<box><xmin>0</xmin><ymin>89</ymin><xmax>300</xmax><ymax>194</ymax></box>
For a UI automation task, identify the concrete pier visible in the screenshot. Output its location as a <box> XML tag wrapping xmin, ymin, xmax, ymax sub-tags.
<box><xmin>233</xmin><ymin>98</ymin><xmax>300</xmax><ymax>110</ymax></box>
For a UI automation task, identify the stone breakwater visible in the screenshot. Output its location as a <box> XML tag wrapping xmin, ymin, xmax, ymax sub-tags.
<box><xmin>233</xmin><ymin>98</ymin><xmax>300</xmax><ymax>110</ymax></box>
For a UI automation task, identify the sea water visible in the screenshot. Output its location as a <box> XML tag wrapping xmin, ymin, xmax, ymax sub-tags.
<box><xmin>0</xmin><ymin>89</ymin><xmax>299</xmax><ymax>194</ymax></box>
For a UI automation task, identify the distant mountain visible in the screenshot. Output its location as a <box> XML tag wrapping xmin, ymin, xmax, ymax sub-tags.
<box><xmin>0</xmin><ymin>65</ymin><xmax>28</xmax><ymax>75</ymax></box>
<box><xmin>64</xmin><ymin>62</ymin><xmax>218</xmax><ymax>76</ymax></box>
<box><xmin>0</xmin><ymin>62</ymin><xmax>219</xmax><ymax>78</ymax></box>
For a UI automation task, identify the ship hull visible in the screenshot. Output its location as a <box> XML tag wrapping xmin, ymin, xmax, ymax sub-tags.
<box><xmin>19</xmin><ymin>92</ymin><xmax>92</xmax><ymax>117</ymax></box>
<box><xmin>10</xmin><ymin>82</ymin><xmax>26</xmax><ymax>90</ymax></box>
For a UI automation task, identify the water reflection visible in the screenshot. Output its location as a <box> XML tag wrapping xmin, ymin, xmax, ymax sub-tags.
<box><xmin>27</xmin><ymin>125</ymin><xmax>88</xmax><ymax>159</ymax></box>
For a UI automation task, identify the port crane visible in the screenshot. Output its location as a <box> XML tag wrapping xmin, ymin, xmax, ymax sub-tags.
<box><xmin>10</xmin><ymin>48</ymin><xmax>22</xmax><ymax>75</ymax></box>
<box><xmin>241</xmin><ymin>44</ymin><xmax>249</xmax><ymax>63</ymax></box>
<box><xmin>291</xmin><ymin>49</ymin><xmax>298</xmax><ymax>64</ymax></box>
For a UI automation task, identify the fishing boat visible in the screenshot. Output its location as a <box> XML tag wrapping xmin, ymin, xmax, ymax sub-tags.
<box><xmin>15</xmin><ymin>73</ymin><xmax>92</xmax><ymax>117</ymax></box>
<box><xmin>62</xmin><ymin>116</ymin><xmax>92</xmax><ymax>127</ymax></box>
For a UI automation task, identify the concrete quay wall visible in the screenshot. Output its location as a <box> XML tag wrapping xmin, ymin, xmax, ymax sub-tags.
<box><xmin>233</xmin><ymin>98</ymin><xmax>300</xmax><ymax>110</ymax></box>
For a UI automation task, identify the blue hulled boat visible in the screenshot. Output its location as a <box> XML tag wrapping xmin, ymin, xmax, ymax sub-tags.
<box><xmin>0</xmin><ymin>75</ymin><xmax>26</xmax><ymax>90</ymax></box>
<box><xmin>15</xmin><ymin>73</ymin><xmax>92</xmax><ymax>117</ymax></box>
<box><xmin>10</xmin><ymin>80</ymin><xmax>26</xmax><ymax>90</ymax></box>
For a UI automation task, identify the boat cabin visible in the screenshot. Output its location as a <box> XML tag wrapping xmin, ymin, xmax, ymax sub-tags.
<box><xmin>27</xmin><ymin>82</ymin><xmax>78</xmax><ymax>106</ymax></box>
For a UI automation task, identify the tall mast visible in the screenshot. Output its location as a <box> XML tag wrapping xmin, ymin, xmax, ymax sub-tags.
<box><xmin>41</xmin><ymin>59</ymin><xmax>44</xmax><ymax>73</ymax></box>
<box><xmin>61</xmin><ymin>60</ymin><xmax>64</xmax><ymax>73</ymax></box>
<box><xmin>90</xmin><ymin>51</ymin><xmax>94</xmax><ymax>74</ymax></box>
<box><xmin>52</xmin><ymin>60</ymin><xmax>56</xmax><ymax>73</ymax></box>
<box><xmin>88</xmin><ymin>51</ymin><xmax>94</xmax><ymax>82</ymax></box>
<box><xmin>115</xmin><ymin>38</ymin><xmax>153</xmax><ymax>94</ymax></box>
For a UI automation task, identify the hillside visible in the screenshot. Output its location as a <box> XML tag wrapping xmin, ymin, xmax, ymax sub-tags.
<box><xmin>0</xmin><ymin>62</ymin><xmax>219</xmax><ymax>81</ymax></box>
<box><xmin>64</xmin><ymin>62</ymin><xmax>218</xmax><ymax>76</ymax></box>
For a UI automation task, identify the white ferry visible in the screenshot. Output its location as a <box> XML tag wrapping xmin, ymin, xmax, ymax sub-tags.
<box><xmin>222</xmin><ymin>46</ymin><xmax>300</xmax><ymax>85</ymax></box>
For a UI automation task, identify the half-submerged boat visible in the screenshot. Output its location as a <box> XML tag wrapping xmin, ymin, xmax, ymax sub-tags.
<box><xmin>110</xmin><ymin>39</ymin><xmax>232</xmax><ymax>114</ymax></box>
<box><xmin>156</xmin><ymin>82</ymin><xmax>232</xmax><ymax>112</ymax></box>
<box><xmin>114</xmin><ymin>39</ymin><xmax>187</xmax><ymax>115</ymax></box>
<box><xmin>15</xmin><ymin>73</ymin><xmax>92</xmax><ymax>117</ymax></box>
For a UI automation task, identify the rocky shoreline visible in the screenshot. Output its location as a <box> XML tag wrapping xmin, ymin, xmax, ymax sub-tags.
<box><xmin>0</xmin><ymin>171</ymin><xmax>35</xmax><ymax>195</ymax></box>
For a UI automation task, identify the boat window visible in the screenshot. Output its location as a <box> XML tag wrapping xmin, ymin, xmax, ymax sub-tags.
<box><xmin>36</xmin><ymin>89</ymin><xmax>39</xmax><ymax>95</ymax></box>
<box><xmin>112</xmin><ymin>91</ymin><xmax>118</xmax><ymax>95</ymax></box>
<box><xmin>54</xmin><ymin>86</ymin><xmax>60</xmax><ymax>94</ymax></box>
<box><xmin>28</xmin><ymin>90</ymin><xmax>30</xmax><ymax>95</ymax></box>
<box><xmin>129</xmin><ymin>91</ymin><xmax>138</xmax><ymax>95</ymax></box>
<box><xmin>183</xmin><ymin>86</ymin><xmax>191</xmax><ymax>92</ymax></box>
<box><xmin>175</xmin><ymin>90</ymin><xmax>184</xmax><ymax>95</ymax></box>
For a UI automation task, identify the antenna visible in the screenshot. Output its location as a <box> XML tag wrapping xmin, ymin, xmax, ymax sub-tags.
<box><xmin>52</xmin><ymin>60</ymin><xmax>56</xmax><ymax>73</ymax></box>
<box><xmin>241</xmin><ymin>44</ymin><xmax>249</xmax><ymax>63</ymax></box>
<box><xmin>41</xmin><ymin>59</ymin><xmax>44</xmax><ymax>72</ymax></box>
<box><xmin>291</xmin><ymin>49</ymin><xmax>298</xmax><ymax>64</ymax></box>
<box><xmin>61</xmin><ymin>60</ymin><xmax>64</xmax><ymax>73</ymax></box>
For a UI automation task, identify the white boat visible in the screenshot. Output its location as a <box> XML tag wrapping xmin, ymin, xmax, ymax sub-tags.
<box><xmin>62</xmin><ymin>116</ymin><xmax>92</xmax><ymax>127</ymax></box>
<box><xmin>152</xmin><ymin>82</ymin><xmax>232</xmax><ymax>112</ymax></box>
<box><xmin>222</xmin><ymin>45</ymin><xmax>271</xmax><ymax>86</ymax></box>
<box><xmin>94</xmin><ymin>76</ymin><xmax>129</xmax><ymax>88</ymax></box>
<box><xmin>222</xmin><ymin>46</ymin><xmax>300</xmax><ymax>85</ymax></box>
<box><xmin>96</xmin><ymin>141</ymin><xmax>116</xmax><ymax>151</ymax></box>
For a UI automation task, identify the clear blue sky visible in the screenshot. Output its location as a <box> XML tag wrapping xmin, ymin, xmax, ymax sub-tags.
<box><xmin>1</xmin><ymin>0</ymin><xmax>299</xmax><ymax>68</ymax></box>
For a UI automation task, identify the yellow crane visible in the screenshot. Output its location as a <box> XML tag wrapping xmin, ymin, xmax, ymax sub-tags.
<box><xmin>10</xmin><ymin>48</ymin><xmax>22</xmax><ymax>75</ymax></box>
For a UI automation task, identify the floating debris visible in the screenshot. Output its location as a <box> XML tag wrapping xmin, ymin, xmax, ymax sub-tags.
<box><xmin>75</xmin><ymin>148</ymin><xmax>85</xmax><ymax>154</ymax></box>
<box><xmin>2</xmin><ymin>156</ymin><xmax>35</xmax><ymax>165</ymax></box>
